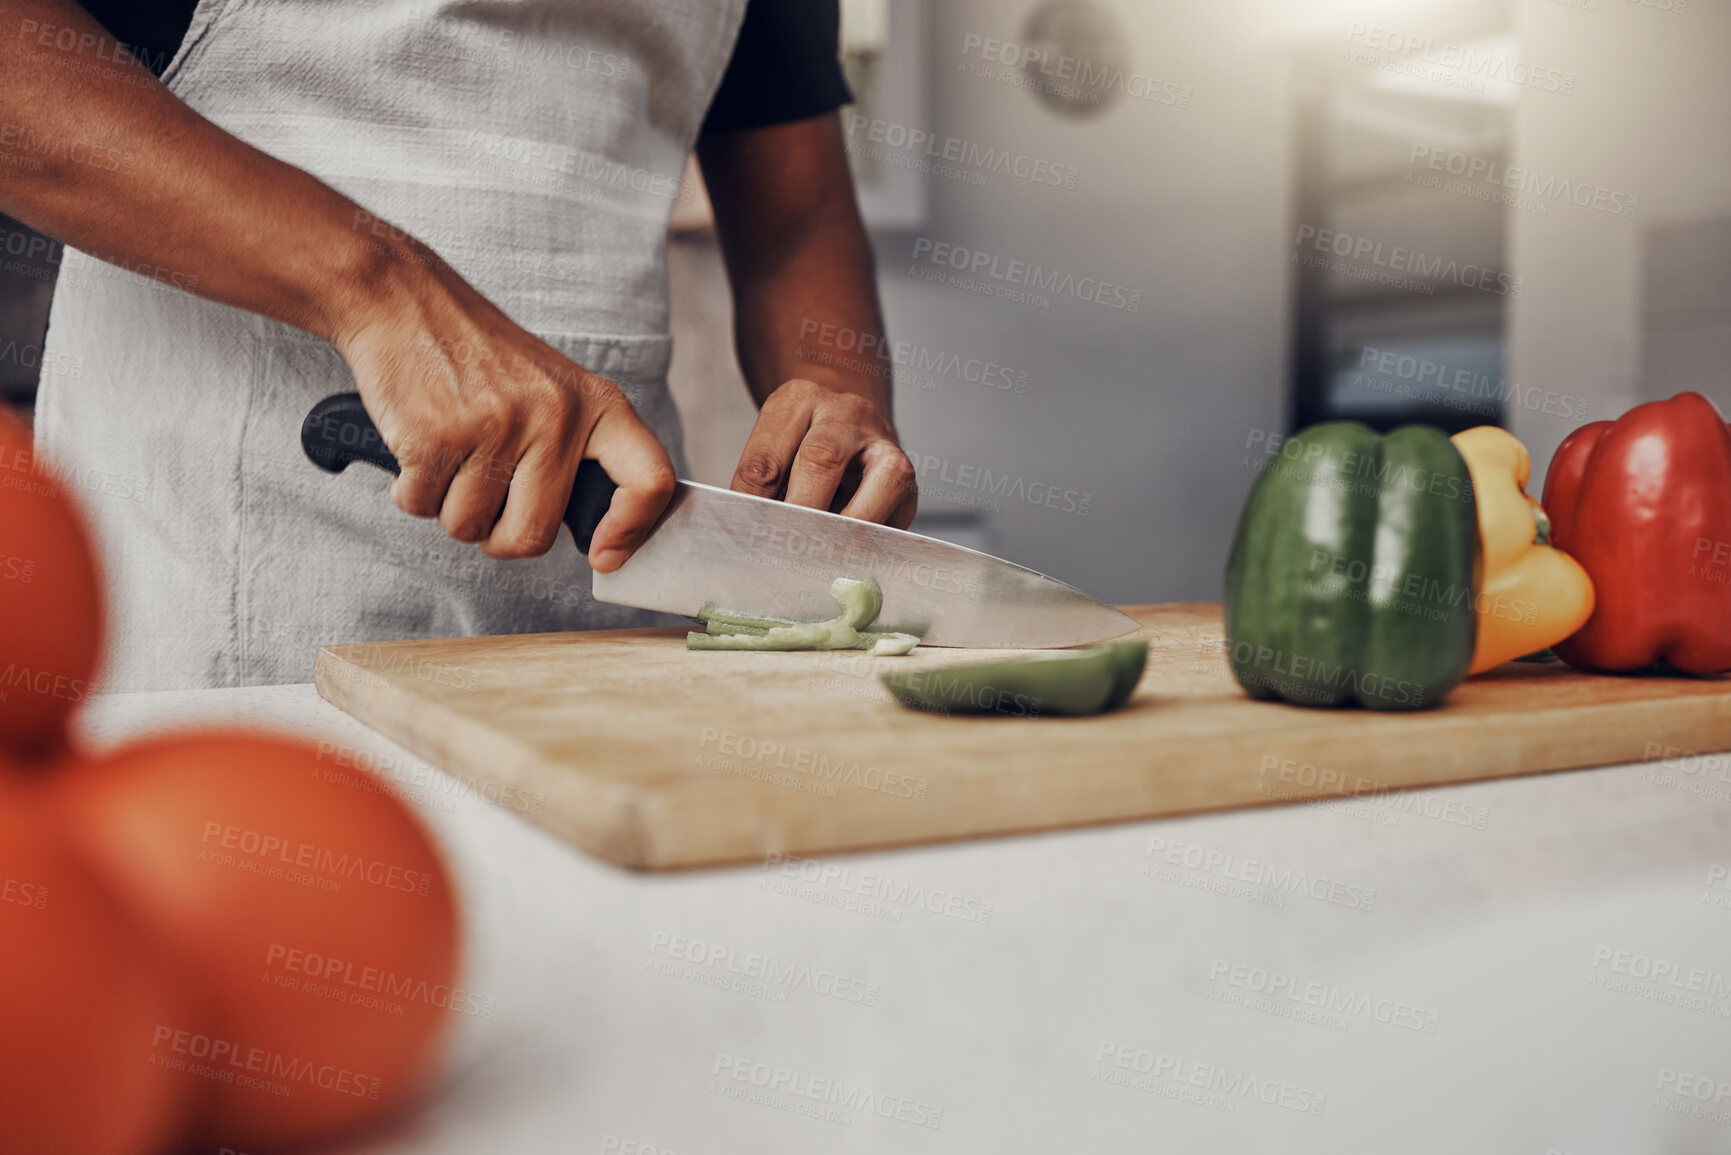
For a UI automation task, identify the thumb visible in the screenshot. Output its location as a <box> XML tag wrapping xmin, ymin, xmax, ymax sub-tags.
<box><xmin>583</xmin><ymin>403</ymin><xmax>677</xmax><ymax>573</ymax></box>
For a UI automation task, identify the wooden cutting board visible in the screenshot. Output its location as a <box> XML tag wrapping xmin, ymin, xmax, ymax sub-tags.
<box><xmin>313</xmin><ymin>604</ymin><xmax>1731</xmax><ymax>870</ymax></box>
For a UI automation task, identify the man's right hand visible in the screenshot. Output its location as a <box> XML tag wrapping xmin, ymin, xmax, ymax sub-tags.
<box><xmin>0</xmin><ymin>0</ymin><xmax>674</xmax><ymax>571</ymax></box>
<box><xmin>334</xmin><ymin>255</ymin><xmax>676</xmax><ymax>572</ymax></box>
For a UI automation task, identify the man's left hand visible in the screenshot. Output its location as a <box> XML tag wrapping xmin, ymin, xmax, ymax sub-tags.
<box><xmin>730</xmin><ymin>378</ymin><xmax>917</xmax><ymax>528</ymax></box>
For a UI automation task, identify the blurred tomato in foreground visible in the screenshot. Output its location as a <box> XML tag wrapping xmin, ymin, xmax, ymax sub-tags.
<box><xmin>51</xmin><ymin>731</ymin><xmax>460</xmax><ymax>1150</ymax></box>
<box><xmin>0</xmin><ymin>772</ymin><xmax>192</xmax><ymax>1155</ymax></box>
<box><xmin>0</xmin><ymin>412</ymin><xmax>105</xmax><ymax>759</ymax></box>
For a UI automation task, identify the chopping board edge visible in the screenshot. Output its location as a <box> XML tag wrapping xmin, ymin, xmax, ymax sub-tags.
<box><xmin>314</xmin><ymin>644</ymin><xmax>664</xmax><ymax>867</ymax></box>
<box><xmin>620</xmin><ymin>706</ymin><xmax>1731</xmax><ymax>871</ymax></box>
<box><xmin>309</xmin><ymin>605</ymin><xmax>1731</xmax><ymax>871</ymax></box>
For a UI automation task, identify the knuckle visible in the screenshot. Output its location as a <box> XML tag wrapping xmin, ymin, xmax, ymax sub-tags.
<box><xmin>765</xmin><ymin>378</ymin><xmax>817</xmax><ymax>410</ymax></box>
<box><xmin>532</xmin><ymin>374</ymin><xmax>582</xmax><ymax>419</ymax></box>
<box><xmin>586</xmin><ymin>384</ymin><xmax>628</xmax><ymax>421</ymax></box>
<box><xmin>392</xmin><ymin>465</ymin><xmax>446</xmax><ymax>518</ymax></box>
<box><xmin>394</xmin><ymin>487</ymin><xmax>440</xmax><ymax>519</ymax></box>
<box><xmin>445</xmin><ymin>516</ymin><xmax>490</xmax><ymax>544</ymax></box>
<box><xmin>559</xmin><ymin>365</ymin><xmax>619</xmax><ymax>407</ymax></box>
<box><xmin>642</xmin><ymin>463</ymin><xmax>677</xmax><ymax>500</ymax></box>
<box><xmin>400</xmin><ymin>432</ymin><xmax>461</xmax><ymax>475</ymax></box>
<box><xmin>466</xmin><ymin>397</ymin><xmax>513</xmax><ymax>447</ymax></box>
<box><xmin>796</xmin><ymin>437</ymin><xmax>851</xmax><ymax>472</ymax></box>
<box><xmin>439</xmin><ymin>500</ymin><xmax>495</xmax><ymax>543</ymax></box>
<box><xmin>521</xmin><ymin>521</ymin><xmax>562</xmax><ymax>556</ymax></box>
<box><xmin>831</xmin><ymin>392</ymin><xmax>874</xmax><ymax>419</ymax></box>
<box><xmin>882</xmin><ymin>453</ymin><xmax>917</xmax><ymax>495</ymax></box>
<box><xmin>488</xmin><ymin>520</ymin><xmax>560</xmax><ymax>560</ymax></box>
<box><xmin>735</xmin><ymin>452</ymin><xmax>785</xmax><ymax>491</ymax></box>
<box><xmin>881</xmin><ymin>449</ymin><xmax>916</xmax><ymax>483</ymax></box>
<box><xmin>609</xmin><ymin>524</ymin><xmax>654</xmax><ymax>552</ymax></box>
<box><xmin>584</xmin><ymin>370</ymin><xmax>625</xmax><ymax>402</ymax></box>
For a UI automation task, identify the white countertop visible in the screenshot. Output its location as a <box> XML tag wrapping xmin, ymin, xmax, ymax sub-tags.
<box><xmin>79</xmin><ymin>685</ymin><xmax>1731</xmax><ymax>1154</ymax></box>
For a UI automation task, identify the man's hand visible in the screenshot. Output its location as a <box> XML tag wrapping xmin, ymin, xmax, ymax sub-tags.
<box><xmin>731</xmin><ymin>378</ymin><xmax>916</xmax><ymax>528</ymax></box>
<box><xmin>0</xmin><ymin>0</ymin><xmax>673</xmax><ymax>571</ymax></box>
<box><xmin>699</xmin><ymin>113</ymin><xmax>916</xmax><ymax>528</ymax></box>
<box><xmin>335</xmin><ymin>260</ymin><xmax>675</xmax><ymax>571</ymax></box>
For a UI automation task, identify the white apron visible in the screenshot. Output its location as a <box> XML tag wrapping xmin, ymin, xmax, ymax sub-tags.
<box><xmin>36</xmin><ymin>0</ymin><xmax>748</xmax><ymax>690</ymax></box>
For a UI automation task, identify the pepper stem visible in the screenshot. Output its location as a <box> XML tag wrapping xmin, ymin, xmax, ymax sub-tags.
<box><xmin>1531</xmin><ymin>503</ymin><xmax>1552</xmax><ymax>546</ymax></box>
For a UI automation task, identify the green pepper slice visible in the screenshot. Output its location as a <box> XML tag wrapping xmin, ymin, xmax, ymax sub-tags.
<box><xmin>688</xmin><ymin>577</ymin><xmax>920</xmax><ymax>655</ymax></box>
<box><xmin>880</xmin><ymin>639</ymin><xmax>1148</xmax><ymax>718</ymax></box>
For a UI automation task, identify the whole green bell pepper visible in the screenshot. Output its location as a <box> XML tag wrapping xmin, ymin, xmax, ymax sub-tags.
<box><xmin>1224</xmin><ymin>422</ymin><xmax>1479</xmax><ymax>710</ymax></box>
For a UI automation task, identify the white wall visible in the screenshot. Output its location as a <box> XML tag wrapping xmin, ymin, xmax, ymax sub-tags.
<box><xmin>1508</xmin><ymin>0</ymin><xmax>1731</xmax><ymax>487</ymax></box>
<box><xmin>874</xmin><ymin>0</ymin><xmax>1293</xmax><ymax>604</ymax></box>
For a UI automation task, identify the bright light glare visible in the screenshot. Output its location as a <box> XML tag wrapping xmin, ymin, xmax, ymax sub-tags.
<box><xmin>840</xmin><ymin>0</ymin><xmax>889</xmax><ymax>54</ymax></box>
<box><xmin>1255</xmin><ymin>0</ymin><xmax>1464</xmax><ymax>43</ymax></box>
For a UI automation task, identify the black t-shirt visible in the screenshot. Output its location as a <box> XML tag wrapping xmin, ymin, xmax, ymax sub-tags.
<box><xmin>74</xmin><ymin>0</ymin><xmax>851</xmax><ymax>136</ymax></box>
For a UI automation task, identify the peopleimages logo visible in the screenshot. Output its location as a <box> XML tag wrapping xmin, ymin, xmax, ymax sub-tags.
<box><xmin>263</xmin><ymin>943</ymin><xmax>496</xmax><ymax>1018</ymax></box>
<box><xmin>697</xmin><ymin>727</ymin><xmax>929</xmax><ymax>802</ymax></box>
<box><xmin>959</xmin><ymin>34</ymin><xmax>1193</xmax><ymax>108</ymax></box>
<box><xmin>1590</xmin><ymin>946</ymin><xmax>1731</xmax><ymax>997</ymax></box>
<box><xmin>199</xmin><ymin>821</ymin><xmax>436</xmax><ymax>896</ymax></box>
<box><xmin>1143</xmin><ymin>835</ymin><xmax>1377</xmax><ymax>910</ymax></box>
<box><xmin>761</xmin><ymin>852</ymin><xmax>994</xmax><ymax>925</ymax></box>
<box><xmin>465</xmin><ymin>131</ymin><xmax>680</xmax><ymax>200</ymax></box>
<box><xmin>1091</xmin><ymin>1041</ymin><xmax>1327</xmax><ymax>1115</ymax></box>
<box><xmin>1256</xmin><ymin>754</ymin><xmax>1491</xmax><ymax>831</ymax></box>
<box><xmin>1343</xmin><ymin>23</ymin><xmax>1576</xmax><ymax>94</ymax></box>
<box><xmin>1207</xmin><ymin>958</ymin><xmax>1442</xmax><ymax>1033</ymax></box>
<box><xmin>1243</xmin><ymin>427</ymin><xmax>1477</xmax><ymax>504</ymax></box>
<box><xmin>1354</xmin><ymin>345</ymin><xmax>1591</xmax><ymax>422</ymax></box>
<box><xmin>648</xmin><ymin>932</ymin><xmax>881</xmax><ymax>1006</ymax></box>
<box><xmin>1</xmin><ymin>872</ymin><xmax>48</xmax><ymax>910</ymax></box>
<box><xmin>1653</xmin><ymin>1066</ymin><xmax>1731</xmax><ymax>1127</ymax></box>
<box><xmin>149</xmin><ymin>1024</ymin><xmax>383</xmax><ymax>1100</ymax></box>
<box><xmin>0</xmin><ymin>122</ymin><xmax>137</xmax><ymax>173</ymax></box>
<box><xmin>907</xmin><ymin>453</ymin><xmax>1091</xmax><ymax>516</ymax></box>
<box><xmin>710</xmin><ymin>1053</ymin><xmax>944</xmax><ymax>1129</ymax></box>
<box><xmin>16</xmin><ymin>17</ymin><xmax>174</xmax><ymax>75</ymax></box>
<box><xmin>1294</xmin><ymin>224</ymin><xmax>1523</xmax><ymax>297</ymax></box>
<box><xmin>909</xmin><ymin>237</ymin><xmax>1143</xmax><ymax>312</ymax></box>
<box><xmin>0</xmin><ymin>338</ymin><xmax>82</xmax><ymax>380</ymax></box>
<box><xmin>1409</xmin><ymin>144</ymin><xmax>1638</xmax><ymax>218</ymax></box>
<box><xmin>1228</xmin><ymin>641</ymin><xmax>1429</xmax><ymax>708</ymax></box>
<box><xmin>0</xmin><ymin>223</ymin><xmax>59</xmax><ymax>270</ymax></box>
<box><xmin>845</xmin><ymin>114</ymin><xmax>1078</xmax><ymax>189</ymax></box>
<box><xmin>796</xmin><ymin>319</ymin><xmax>1028</xmax><ymax>394</ymax></box>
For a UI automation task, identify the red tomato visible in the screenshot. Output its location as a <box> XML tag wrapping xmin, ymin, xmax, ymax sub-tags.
<box><xmin>51</xmin><ymin>730</ymin><xmax>461</xmax><ymax>1150</ymax></box>
<box><xmin>0</xmin><ymin>411</ymin><xmax>105</xmax><ymax>759</ymax></box>
<box><xmin>0</xmin><ymin>771</ymin><xmax>192</xmax><ymax>1155</ymax></box>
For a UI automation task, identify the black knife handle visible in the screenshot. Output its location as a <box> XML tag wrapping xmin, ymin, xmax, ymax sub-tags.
<box><xmin>302</xmin><ymin>392</ymin><xmax>399</xmax><ymax>474</ymax></box>
<box><xmin>299</xmin><ymin>392</ymin><xmax>619</xmax><ymax>553</ymax></box>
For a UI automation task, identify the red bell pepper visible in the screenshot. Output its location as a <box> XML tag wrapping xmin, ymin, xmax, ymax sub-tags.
<box><xmin>1542</xmin><ymin>391</ymin><xmax>1731</xmax><ymax>673</ymax></box>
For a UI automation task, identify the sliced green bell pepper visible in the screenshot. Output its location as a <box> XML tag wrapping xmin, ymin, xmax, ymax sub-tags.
<box><xmin>880</xmin><ymin>639</ymin><xmax>1148</xmax><ymax>717</ymax></box>
<box><xmin>688</xmin><ymin>577</ymin><xmax>921</xmax><ymax>655</ymax></box>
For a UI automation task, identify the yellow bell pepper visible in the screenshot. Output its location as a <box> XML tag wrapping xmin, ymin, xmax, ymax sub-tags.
<box><xmin>1451</xmin><ymin>426</ymin><xmax>1595</xmax><ymax>676</ymax></box>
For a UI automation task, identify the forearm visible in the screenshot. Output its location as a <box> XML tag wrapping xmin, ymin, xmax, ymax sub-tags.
<box><xmin>728</xmin><ymin>208</ymin><xmax>891</xmax><ymax>413</ymax></box>
<box><xmin>698</xmin><ymin>114</ymin><xmax>892</xmax><ymax>416</ymax></box>
<box><xmin>0</xmin><ymin>0</ymin><xmax>414</xmax><ymax>345</ymax></box>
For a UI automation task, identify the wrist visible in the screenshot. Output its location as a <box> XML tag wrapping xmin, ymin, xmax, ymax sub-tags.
<box><xmin>778</xmin><ymin>365</ymin><xmax>893</xmax><ymax>414</ymax></box>
<box><xmin>319</xmin><ymin>220</ymin><xmax>442</xmax><ymax>354</ymax></box>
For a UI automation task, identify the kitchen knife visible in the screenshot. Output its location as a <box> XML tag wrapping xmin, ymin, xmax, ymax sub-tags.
<box><xmin>301</xmin><ymin>393</ymin><xmax>1139</xmax><ymax>648</ymax></box>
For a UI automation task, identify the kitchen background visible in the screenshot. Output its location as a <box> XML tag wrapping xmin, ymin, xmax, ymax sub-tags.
<box><xmin>2</xmin><ymin>0</ymin><xmax>1725</xmax><ymax>607</ymax></box>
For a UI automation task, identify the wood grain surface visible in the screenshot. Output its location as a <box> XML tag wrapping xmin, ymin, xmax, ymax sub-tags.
<box><xmin>313</xmin><ymin>604</ymin><xmax>1731</xmax><ymax>870</ymax></box>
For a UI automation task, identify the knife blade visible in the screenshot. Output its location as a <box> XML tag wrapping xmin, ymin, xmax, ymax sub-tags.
<box><xmin>302</xmin><ymin>393</ymin><xmax>1138</xmax><ymax>648</ymax></box>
